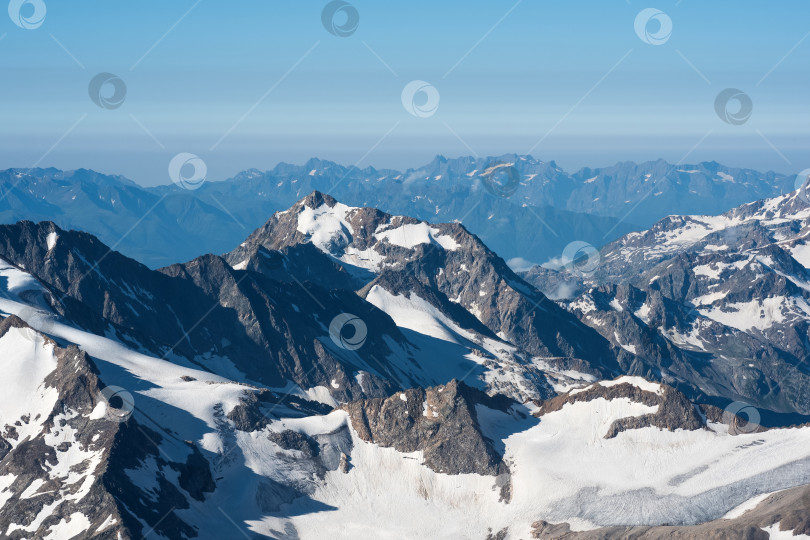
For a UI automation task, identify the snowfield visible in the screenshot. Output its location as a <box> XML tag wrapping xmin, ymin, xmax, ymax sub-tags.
<box><xmin>0</xmin><ymin>328</ymin><xmax>59</xmax><ymax>450</ymax></box>
<box><xmin>295</xmin><ymin>202</ymin><xmax>458</xmax><ymax>276</ymax></box>
<box><xmin>366</xmin><ymin>285</ymin><xmax>554</xmax><ymax>402</ymax></box>
<box><xmin>267</xmin><ymin>394</ymin><xmax>810</xmax><ymax>538</ymax></box>
<box><xmin>2</xmin><ymin>259</ymin><xmax>810</xmax><ymax>538</ymax></box>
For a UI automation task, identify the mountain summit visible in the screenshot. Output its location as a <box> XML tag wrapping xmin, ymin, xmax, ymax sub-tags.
<box><xmin>0</xmin><ymin>157</ymin><xmax>794</xmax><ymax>268</ymax></box>
<box><xmin>1</xmin><ymin>190</ymin><xmax>810</xmax><ymax>538</ymax></box>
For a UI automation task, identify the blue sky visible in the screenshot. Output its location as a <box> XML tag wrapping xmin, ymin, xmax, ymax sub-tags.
<box><xmin>2</xmin><ymin>0</ymin><xmax>809</xmax><ymax>185</ymax></box>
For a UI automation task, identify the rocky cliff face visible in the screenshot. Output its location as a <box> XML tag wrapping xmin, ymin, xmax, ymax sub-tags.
<box><xmin>526</xmin><ymin>190</ymin><xmax>810</xmax><ymax>420</ymax></box>
<box><xmin>2</xmin><ymin>190</ymin><xmax>810</xmax><ymax>538</ymax></box>
<box><xmin>0</xmin><ymin>197</ymin><xmax>610</xmax><ymax>406</ymax></box>
<box><xmin>0</xmin><ymin>316</ymin><xmax>127</xmax><ymax>539</ymax></box>
<box><xmin>0</xmin><ymin>316</ymin><xmax>218</xmax><ymax>540</ymax></box>
<box><xmin>229</xmin><ymin>191</ymin><xmax>627</xmax><ymax>380</ymax></box>
<box><xmin>0</xmin><ymin>220</ymin><xmax>431</xmax><ymax>401</ymax></box>
<box><xmin>342</xmin><ymin>380</ymin><xmax>513</xmax><ymax>478</ymax></box>
<box><xmin>535</xmin><ymin>377</ymin><xmax>707</xmax><ymax>439</ymax></box>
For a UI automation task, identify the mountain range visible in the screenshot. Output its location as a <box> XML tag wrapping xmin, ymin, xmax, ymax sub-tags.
<box><xmin>524</xmin><ymin>188</ymin><xmax>810</xmax><ymax>425</ymax></box>
<box><xmin>0</xmin><ymin>156</ymin><xmax>796</xmax><ymax>269</ymax></box>
<box><xmin>1</xmin><ymin>174</ymin><xmax>810</xmax><ymax>537</ymax></box>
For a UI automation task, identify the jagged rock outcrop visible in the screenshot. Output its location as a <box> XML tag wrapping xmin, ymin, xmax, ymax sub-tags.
<box><xmin>2</xmin><ymin>187</ymin><xmax>810</xmax><ymax>538</ymax></box>
<box><xmin>536</xmin><ymin>378</ymin><xmax>706</xmax><ymax>438</ymax></box>
<box><xmin>0</xmin><ymin>315</ymin><xmax>221</xmax><ymax>540</ymax></box>
<box><xmin>0</xmin><ymin>195</ymin><xmax>619</xmax><ymax>406</ymax></box>
<box><xmin>343</xmin><ymin>380</ymin><xmax>511</xmax><ymax>477</ymax></box>
<box><xmin>528</xmin><ymin>191</ymin><xmax>810</xmax><ymax>420</ymax></box>
<box><xmin>0</xmin><ymin>221</ymin><xmax>416</xmax><ymax>401</ymax></box>
<box><xmin>229</xmin><ymin>191</ymin><xmax>628</xmax><ymax>380</ymax></box>
<box><xmin>0</xmin><ymin>316</ymin><xmax>130</xmax><ymax>539</ymax></box>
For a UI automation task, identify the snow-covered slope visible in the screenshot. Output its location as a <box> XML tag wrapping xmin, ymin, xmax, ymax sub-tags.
<box><xmin>227</xmin><ymin>191</ymin><xmax>628</xmax><ymax>384</ymax></box>
<box><xmin>0</xmin><ymin>219</ymin><xmax>559</xmax><ymax>406</ymax></box>
<box><xmin>0</xmin><ymin>317</ymin><xmax>125</xmax><ymax>539</ymax></box>
<box><xmin>2</xmin><ymin>192</ymin><xmax>810</xmax><ymax>538</ymax></box>
<box><xmin>4</xmin><ymin>296</ymin><xmax>809</xmax><ymax>539</ymax></box>
<box><xmin>596</xmin><ymin>189</ymin><xmax>810</xmax><ymax>283</ymax></box>
<box><xmin>526</xmin><ymin>189</ymin><xmax>810</xmax><ymax>419</ymax></box>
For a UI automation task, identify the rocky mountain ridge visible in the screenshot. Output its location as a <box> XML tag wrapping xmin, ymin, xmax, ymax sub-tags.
<box><xmin>1</xmin><ymin>155</ymin><xmax>794</xmax><ymax>268</ymax></box>
<box><xmin>525</xmin><ymin>189</ymin><xmax>810</xmax><ymax>423</ymax></box>
<box><xmin>1</xmin><ymin>191</ymin><xmax>810</xmax><ymax>538</ymax></box>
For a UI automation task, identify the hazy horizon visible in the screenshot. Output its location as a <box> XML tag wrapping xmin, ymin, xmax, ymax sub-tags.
<box><xmin>4</xmin><ymin>150</ymin><xmax>799</xmax><ymax>189</ymax></box>
<box><xmin>3</xmin><ymin>1</ymin><xmax>808</xmax><ymax>185</ymax></box>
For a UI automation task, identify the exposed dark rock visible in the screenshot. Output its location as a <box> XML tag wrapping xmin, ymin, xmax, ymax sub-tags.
<box><xmin>0</xmin><ymin>316</ymin><xmax>129</xmax><ymax>539</ymax></box>
<box><xmin>267</xmin><ymin>430</ymin><xmax>319</xmax><ymax>458</ymax></box>
<box><xmin>227</xmin><ymin>389</ymin><xmax>334</xmax><ymax>434</ymax></box>
<box><xmin>0</xmin><ymin>220</ymin><xmax>404</xmax><ymax>401</ymax></box>
<box><xmin>536</xmin><ymin>380</ymin><xmax>707</xmax><ymax>438</ymax></box>
<box><xmin>230</xmin><ymin>190</ymin><xmax>627</xmax><ymax>391</ymax></box>
<box><xmin>173</xmin><ymin>442</ymin><xmax>216</xmax><ymax>502</ymax></box>
<box><xmin>343</xmin><ymin>379</ymin><xmax>510</xmax><ymax>476</ymax></box>
<box><xmin>2</xmin><ymin>185</ymin><xmax>809</xmax><ymax>538</ymax></box>
<box><xmin>227</xmin><ymin>391</ymin><xmax>273</xmax><ymax>432</ymax></box>
<box><xmin>338</xmin><ymin>452</ymin><xmax>351</xmax><ymax>473</ymax></box>
<box><xmin>534</xmin><ymin>191</ymin><xmax>810</xmax><ymax>421</ymax></box>
<box><xmin>0</xmin><ymin>437</ymin><xmax>10</xmax><ymax>461</ymax></box>
<box><xmin>102</xmin><ymin>422</ymin><xmax>199</xmax><ymax>540</ymax></box>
